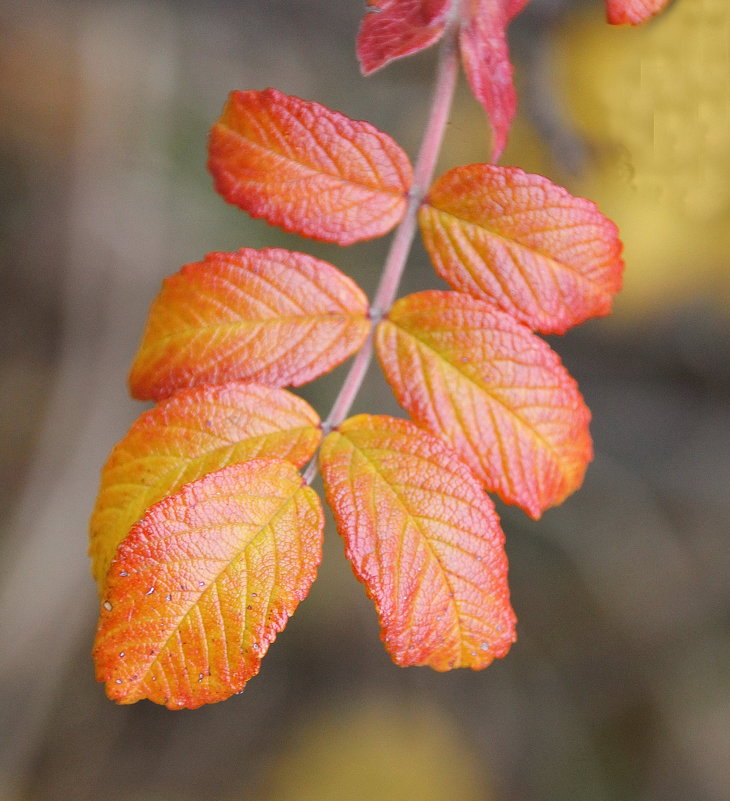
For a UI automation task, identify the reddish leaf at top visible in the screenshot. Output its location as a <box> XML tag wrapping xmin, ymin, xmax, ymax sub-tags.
<box><xmin>357</xmin><ymin>0</ymin><xmax>451</xmax><ymax>75</ymax></box>
<box><xmin>376</xmin><ymin>291</ymin><xmax>593</xmax><ymax>518</ymax></box>
<box><xmin>94</xmin><ymin>459</ymin><xmax>323</xmax><ymax>708</ymax></box>
<box><xmin>504</xmin><ymin>0</ymin><xmax>531</xmax><ymax>17</ymax></box>
<box><xmin>606</xmin><ymin>0</ymin><xmax>670</xmax><ymax>25</ymax></box>
<box><xmin>419</xmin><ymin>164</ymin><xmax>623</xmax><ymax>334</ymax></box>
<box><xmin>319</xmin><ymin>414</ymin><xmax>516</xmax><ymax>670</ymax></box>
<box><xmin>89</xmin><ymin>382</ymin><xmax>321</xmax><ymax>591</ymax></box>
<box><xmin>459</xmin><ymin>0</ymin><xmax>520</xmax><ymax>163</ymax></box>
<box><xmin>357</xmin><ymin>1</ymin><xmax>530</xmax><ymax>161</ymax></box>
<box><xmin>208</xmin><ymin>89</ymin><xmax>412</xmax><ymax>245</ymax></box>
<box><xmin>128</xmin><ymin>248</ymin><xmax>370</xmax><ymax>401</ymax></box>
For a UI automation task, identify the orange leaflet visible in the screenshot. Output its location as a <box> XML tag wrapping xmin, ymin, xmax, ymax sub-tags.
<box><xmin>419</xmin><ymin>164</ymin><xmax>623</xmax><ymax>334</ymax></box>
<box><xmin>606</xmin><ymin>0</ymin><xmax>670</xmax><ymax>25</ymax></box>
<box><xmin>128</xmin><ymin>248</ymin><xmax>371</xmax><ymax>401</ymax></box>
<box><xmin>357</xmin><ymin>0</ymin><xmax>451</xmax><ymax>75</ymax></box>
<box><xmin>94</xmin><ymin>459</ymin><xmax>323</xmax><ymax>709</ymax></box>
<box><xmin>459</xmin><ymin>0</ymin><xmax>524</xmax><ymax>163</ymax></box>
<box><xmin>89</xmin><ymin>382</ymin><xmax>321</xmax><ymax>592</ymax></box>
<box><xmin>319</xmin><ymin>414</ymin><xmax>516</xmax><ymax>670</ymax></box>
<box><xmin>376</xmin><ymin>291</ymin><xmax>593</xmax><ymax>519</ymax></box>
<box><xmin>208</xmin><ymin>89</ymin><xmax>412</xmax><ymax>245</ymax></box>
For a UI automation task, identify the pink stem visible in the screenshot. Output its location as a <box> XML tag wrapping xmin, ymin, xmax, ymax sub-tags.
<box><xmin>303</xmin><ymin>23</ymin><xmax>460</xmax><ymax>486</ymax></box>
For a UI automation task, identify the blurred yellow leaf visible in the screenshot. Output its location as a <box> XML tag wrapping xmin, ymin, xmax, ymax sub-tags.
<box><xmin>259</xmin><ymin>699</ymin><xmax>492</xmax><ymax>801</ymax></box>
<box><xmin>555</xmin><ymin>0</ymin><xmax>730</xmax><ymax>314</ymax></box>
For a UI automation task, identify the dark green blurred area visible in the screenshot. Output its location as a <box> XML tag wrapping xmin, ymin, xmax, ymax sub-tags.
<box><xmin>1</xmin><ymin>1</ymin><xmax>728</xmax><ymax>800</ymax></box>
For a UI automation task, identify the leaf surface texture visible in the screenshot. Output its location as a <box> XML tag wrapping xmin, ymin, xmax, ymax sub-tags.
<box><xmin>357</xmin><ymin>0</ymin><xmax>451</xmax><ymax>74</ymax></box>
<box><xmin>128</xmin><ymin>248</ymin><xmax>370</xmax><ymax>400</ymax></box>
<box><xmin>208</xmin><ymin>89</ymin><xmax>412</xmax><ymax>244</ymax></box>
<box><xmin>420</xmin><ymin>165</ymin><xmax>623</xmax><ymax>333</ymax></box>
<box><xmin>94</xmin><ymin>459</ymin><xmax>323</xmax><ymax>708</ymax></box>
<box><xmin>376</xmin><ymin>291</ymin><xmax>593</xmax><ymax>518</ymax></box>
<box><xmin>606</xmin><ymin>0</ymin><xmax>670</xmax><ymax>24</ymax></box>
<box><xmin>89</xmin><ymin>382</ymin><xmax>321</xmax><ymax>590</ymax></box>
<box><xmin>319</xmin><ymin>414</ymin><xmax>516</xmax><ymax>669</ymax></box>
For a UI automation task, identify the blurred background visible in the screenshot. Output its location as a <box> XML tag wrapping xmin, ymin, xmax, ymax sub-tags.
<box><xmin>1</xmin><ymin>0</ymin><xmax>728</xmax><ymax>799</ymax></box>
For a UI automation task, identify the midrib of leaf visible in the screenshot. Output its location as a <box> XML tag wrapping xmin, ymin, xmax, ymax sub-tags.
<box><xmin>230</xmin><ymin>124</ymin><xmax>407</xmax><ymax>198</ymax></box>
<box><xmin>388</xmin><ymin>319</ymin><xmax>567</xmax><ymax>467</ymax></box>
<box><xmin>409</xmin><ymin>332</ymin><xmax>508</xmax><ymax>494</ymax></box>
<box><xmin>436</xmin><ymin>215</ymin><xmax>547</xmax><ymax>313</ymax></box>
<box><xmin>343</xmin><ymin>436</ymin><xmax>464</xmax><ymax>646</ymax></box>
<box><xmin>209</xmin><ymin>262</ymin><xmax>365</xmax><ymax>318</ymax></box>
<box><xmin>153</xmin><ymin>313</ymin><xmax>367</xmax><ymax>342</ymax></box>
<box><xmin>426</xmin><ymin>205</ymin><xmax>606</xmax><ymax>287</ymax></box>
<box><xmin>120</xmin><ymin>485</ymin><xmax>305</xmax><ymax>695</ymax></box>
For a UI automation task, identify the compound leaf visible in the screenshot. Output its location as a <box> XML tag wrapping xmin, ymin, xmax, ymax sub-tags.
<box><xmin>606</xmin><ymin>0</ymin><xmax>671</xmax><ymax>25</ymax></box>
<box><xmin>419</xmin><ymin>164</ymin><xmax>623</xmax><ymax>334</ymax></box>
<box><xmin>357</xmin><ymin>0</ymin><xmax>451</xmax><ymax>75</ymax></box>
<box><xmin>376</xmin><ymin>291</ymin><xmax>593</xmax><ymax>518</ymax></box>
<box><xmin>319</xmin><ymin>414</ymin><xmax>516</xmax><ymax>670</ymax></box>
<box><xmin>128</xmin><ymin>248</ymin><xmax>370</xmax><ymax>401</ymax></box>
<box><xmin>208</xmin><ymin>89</ymin><xmax>412</xmax><ymax>244</ymax></box>
<box><xmin>94</xmin><ymin>459</ymin><xmax>323</xmax><ymax>709</ymax></box>
<box><xmin>89</xmin><ymin>382</ymin><xmax>321</xmax><ymax>591</ymax></box>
